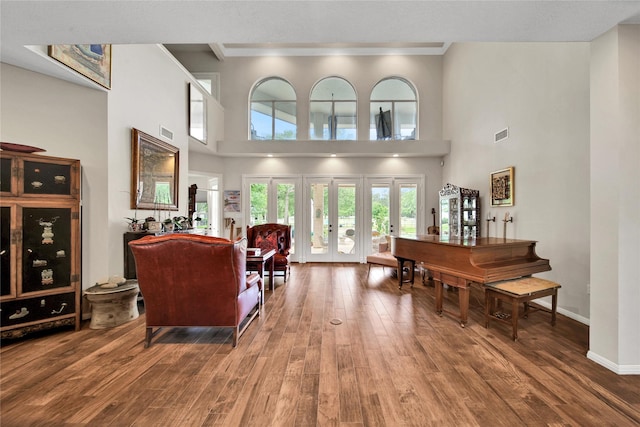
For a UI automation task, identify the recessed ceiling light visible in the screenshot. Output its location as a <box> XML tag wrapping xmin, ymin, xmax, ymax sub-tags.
<box><xmin>267</xmin><ymin>154</ymin><xmax>273</xmax><ymax>157</ymax></box>
<box><xmin>330</xmin><ymin>153</ymin><xmax>337</xmax><ymax>157</ymax></box>
<box><xmin>393</xmin><ymin>153</ymin><xmax>399</xmax><ymax>157</ymax></box>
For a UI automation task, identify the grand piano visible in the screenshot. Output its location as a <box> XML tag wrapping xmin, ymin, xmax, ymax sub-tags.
<box><xmin>391</xmin><ymin>235</ymin><xmax>551</xmax><ymax>326</ymax></box>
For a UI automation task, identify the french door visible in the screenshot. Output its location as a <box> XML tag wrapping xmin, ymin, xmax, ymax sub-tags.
<box><xmin>305</xmin><ymin>177</ymin><xmax>361</xmax><ymax>262</ymax></box>
<box><xmin>245</xmin><ymin>176</ymin><xmax>299</xmax><ymax>259</ymax></box>
<box><xmin>364</xmin><ymin>177</ymin><xmax>423</xmax><ymax>254</ymax></box>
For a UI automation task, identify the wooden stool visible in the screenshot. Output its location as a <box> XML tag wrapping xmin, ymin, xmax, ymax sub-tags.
<box><xmin>484</xmin><ymin>277</ymin><xmax>560</xmax><ymax>341</ymax></box>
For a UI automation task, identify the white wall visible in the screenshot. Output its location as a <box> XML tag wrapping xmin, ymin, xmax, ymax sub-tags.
<box><xmin>106</xmin><ymin>44</ymin><xmax>195</xmax><ymax>276</ymax></box>
<box><xmin>589</xmin><ymin>25</ymin><xmax>640</xmax><ymax>373</ymax></box>
<box><xmin>189</xmin><ymin>54</ymin><xmax>446</xmax><ymax>237</ymax></box>
<box><xmin>2</xmin><ymin>45</ymin><xmax>200</xmax><ymax>290</ymax></box>
<box><xmin>213</xmin><ymin>55</ymin><xmax>443</xmax><ymax>142</ymax></box>
<box><xmin>442</xmin><ymin>43</ymin><xmax>591</xmax><ymax>320</ymax></box>
<box><xmin>0</xmin><ymin>63</ymin><xmax>109</xmax><ymax>292</ymax></box>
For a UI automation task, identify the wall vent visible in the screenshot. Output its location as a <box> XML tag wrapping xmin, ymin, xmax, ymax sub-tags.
<box><xmin>494</xmin><ymin>127</ymin><xmax>509</xmax><ymax>143</ymax></box>
<box><xmin>159</xmin><ymin>125</ymin><xmax>174</xmax><ymax>141</ymax></box>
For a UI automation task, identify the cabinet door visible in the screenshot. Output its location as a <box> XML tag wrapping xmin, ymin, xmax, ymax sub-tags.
<box><xmin>0</xmin><ymin>157</ymin><xmax>13</xmax><ymax>194</ymax></box>
<box><xmin>20</xmin><ymin>205</ymin><xmax>78</xmax><ymax>294</ymax></box>
<box><xmin>1</xmin><ymin>205</ymin><xmax>15</xmax><ymax>298</ymax></box>
<box><xmin>22</xmin><ymin>159</ymin><xmax>74</xmax><ymax>196</ymax></box>
<box><xmin>1</xmin><ymin>292</ymin><xmax>76</xmax><ymax>328</ymax></box>
<box><xmin>440</xmin><ymin>195</ymin><xmax>460</xmax><ymax>238</ymax></box>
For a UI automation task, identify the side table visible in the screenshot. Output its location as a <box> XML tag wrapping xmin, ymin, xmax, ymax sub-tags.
<box><xmin>84</xmin><ymin>280</ymin><xmax>140</xmax><ymax>329</ymax></box>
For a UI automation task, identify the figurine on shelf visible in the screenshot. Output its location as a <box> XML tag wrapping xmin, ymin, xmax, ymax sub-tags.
<box><xmin>125</xmin><ymin>217</ymin><xmax>143</xmax><ymax>232</ymax></box>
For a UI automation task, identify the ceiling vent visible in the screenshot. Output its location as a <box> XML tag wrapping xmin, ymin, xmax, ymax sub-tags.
<box><xmin>159</xmin><ymin>125</ymin><xmax>174</xmax><ymax>141</ymax></box>
<box><xmin>494</xmin><ymin>127</ymin><xmax>509</xmax><ymax>143</ymax></box>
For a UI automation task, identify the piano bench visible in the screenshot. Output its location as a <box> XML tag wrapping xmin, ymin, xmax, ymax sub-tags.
<box><xmin>484</xmin><ymin>277</ymin><xmax>561</xmax><ymax>341</ymax></box>
<box><xmin>366</xmin><ymin>252</ymin><xmax>415</xmax><ymax>285</ymax></box>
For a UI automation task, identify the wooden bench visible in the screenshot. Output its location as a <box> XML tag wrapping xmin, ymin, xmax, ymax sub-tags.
<box><xmin>484</xmin><ymin>277</ymin><xmax>560</xmax><ymax>341</ymax></box>
<box><xmin>366</xmin><ymin>250</ymin><xmax>415</xmax><ymax>287</ymax></box>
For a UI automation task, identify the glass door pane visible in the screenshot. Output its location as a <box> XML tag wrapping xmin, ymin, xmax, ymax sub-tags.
<box><xmin>337</xmin><ymin>183</ymin><xmax>356</xmax><ymax>255</ymax></box>
<box><xmin>276</xmin><ymin>182</ymin><xmax>295</xmax><ymax>255</ymax></box>
<box><xmin>398</xmin><ymin>183</ymin><xmax>418</xmax><ymax>238</ymax></box>
<box><xmin>249</xmin><ymin>182</ymin><xmax>268</xmax><ymax>226</ymax></box>
<box><xmin>370</xmin><ymin>183</ymin><xmax>390</xmax><ymax>253</ymax></box>
<box><xmin>309</xmin><ymin>182</ymin><xmax>329</xmax><ymax>257</ymax></box>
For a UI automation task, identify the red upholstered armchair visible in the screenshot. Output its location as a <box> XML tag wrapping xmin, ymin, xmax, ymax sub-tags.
<box><xmin>246</xmin><ymin>223</ymin><xmax>292</xmax><ymax>282</ymax></box>
<box><xmin>128</xmin><ymin>234</ymin><xmax>261</xmax><ymax>348</ymax></box>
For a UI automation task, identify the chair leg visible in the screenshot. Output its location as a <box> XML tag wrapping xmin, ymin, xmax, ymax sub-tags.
<box><xmin>144</xmin><ymin>328</ymin><xmax>152</xmax><ymax>348</ymax></box>
<box><xmin>232</xmin><ymin>326</ymin><xmax>239</xmax><ymax>347</ymax></box>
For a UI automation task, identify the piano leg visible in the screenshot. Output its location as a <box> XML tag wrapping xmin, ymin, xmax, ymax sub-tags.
<box><xmin>458</xmin><ymin>286</ymin><xmax>470</xmax><ymax>327</ymax></box>
<box><xmin>435</xmin><ymin>280</ymin><xmax>443</xmax><ymax>315</ymax></box>
<box><xmin>432</xmin><ymin>271</ymin><xmax>471</xmax><ymax>326</ymax></box>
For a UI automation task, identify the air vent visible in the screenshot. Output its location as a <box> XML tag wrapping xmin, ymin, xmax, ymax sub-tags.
<box><xmin>159</xmin><ymin>125</ymin><xmax>174</xmax><ymax>141</ymax></box>
<box><xmin>494</xmin><ymin>127</ymin><xmax>509</xmax><ymax>143</ymax></box>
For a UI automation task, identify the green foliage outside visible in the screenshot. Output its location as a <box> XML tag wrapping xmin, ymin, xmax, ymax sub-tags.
<box><xmin>250</xmin><ymin>182</ymin><xmax>417</xmax><ymax>237</ymax></box>
<box><xmin>250</xmin><ymin>183</ymin><xmax>267</xmax><ymax>224</ymax></box>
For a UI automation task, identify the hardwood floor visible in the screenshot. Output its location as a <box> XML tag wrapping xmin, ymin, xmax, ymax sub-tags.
<box><xmin>2</xmin><ymin>263</ymin><xmax>639</xmax><ymax>426</ymax></box>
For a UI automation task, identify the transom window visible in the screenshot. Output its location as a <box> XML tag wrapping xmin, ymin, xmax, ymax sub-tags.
<box><xmin>309</xmin><ymin>77</ymin><xmax>357</xmax><ymax>140</ymax></box>
<box><xmin>250</xmin><ymin>77</ymin><xmax>297</xmax><ymax>140</ymax></box>
<box><xmin>370</xmin><ymin>77</ymin><xmax>417</xmax><ymax>140</ymax></box>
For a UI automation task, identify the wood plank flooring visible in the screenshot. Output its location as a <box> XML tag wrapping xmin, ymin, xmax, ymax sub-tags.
<box><xmin>2</xmin><ymin>263</ymin><xmax>639</xmax><ymax>426</ymax></box>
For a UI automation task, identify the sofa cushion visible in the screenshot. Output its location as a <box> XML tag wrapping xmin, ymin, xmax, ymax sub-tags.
<box><xmin>255</xmin><ymin>232</ymin><xmax>278</xmax><ymax>253</ymax></box>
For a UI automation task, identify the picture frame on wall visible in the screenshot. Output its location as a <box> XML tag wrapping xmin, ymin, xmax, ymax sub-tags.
<box><xmin>490</xmin><ymin>167</ymin><xmax>514</xmax><ymax>207</ymax></box>
<box><xmin>223</xmin><ymin>191</ymin><xmax>241</xmax><ymax>212</ymax></box>
<box><xmin>48</xmin><ymin>44</ymin><xmax>112</xmax><ymax>89</ymax></box>
<box><xmin>131</xmin><ymin>128</ymin><xmax>180</xmax><ymax>211</ymax></box>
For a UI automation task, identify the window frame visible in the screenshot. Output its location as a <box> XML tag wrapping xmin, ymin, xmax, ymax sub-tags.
<box><xmin>249</xmin><ymin>77</ymin><xmax>297</xmax><ymax>140</ymax></box>
<box><xmin>309</xmin><ymin>76</ymin><xmax>358</xmax><ymax>141</ymax></box>
<box><xmin>370</xmin><ymin>77</ymin><xmax>418</xmax><ymax>140</ymax></box>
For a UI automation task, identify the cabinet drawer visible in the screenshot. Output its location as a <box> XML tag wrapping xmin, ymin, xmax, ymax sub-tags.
<box><xmin>1</xmin><ymin>292</ymin><xmax>75</xmax><ymax>328</ymax></box>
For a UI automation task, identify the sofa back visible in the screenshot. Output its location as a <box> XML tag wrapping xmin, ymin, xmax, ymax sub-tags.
<box><xmin>129</xmin><ymin>234</ymin><xmax>248</xmax><ymax>327</ymax></box>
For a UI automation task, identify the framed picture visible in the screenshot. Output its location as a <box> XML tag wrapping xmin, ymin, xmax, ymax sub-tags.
<box><xmin>131</xmin><ymin>128</ymin><xmax>180</xmax><ymax>211</ymax></box>
<box><xmin>490</xmin><ymin>167</ymin><xmax>514</xmax><ymax>207</ymax></box>
<box><xmin>189</xmin><ymin>83</ymin><xmax>207</xmax><ymax>144</ymax></box>
<box><xmin>223</xmin><ymin>190</ymin><xmax>241</xmax><ymax>212</ymax></box>
<box><xmin>48</xmin><ymin>45</ymin><xmax>112</xmax><ymax>89</ymax></box>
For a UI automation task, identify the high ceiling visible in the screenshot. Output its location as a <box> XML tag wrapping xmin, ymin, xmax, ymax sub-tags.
<box><xmin>2</xmin><ymin>1</ymin><xmax>640</xmax><ymax>88</ymax></box>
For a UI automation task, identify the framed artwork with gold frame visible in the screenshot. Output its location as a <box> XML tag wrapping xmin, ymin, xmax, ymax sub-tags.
<box><xmin>131</xmin><ymin>128</ymin><xmax>179</xmax><ymax>211</ymax></box>
<box><xmin>490</xmin><ymin>167</ymin><xmax>514</xmax><ymax>207</ymax></box>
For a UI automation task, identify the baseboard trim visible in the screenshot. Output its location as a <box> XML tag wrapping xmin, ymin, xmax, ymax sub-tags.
<box><xmin>533</xmin><ymin>299</ymin><xmax>590</xmax><ymax>325</ymax></box>
<box><xmin>587</xmin><ymin>351</ymin><xmax>640</xmax><ymax>375</ymax></box>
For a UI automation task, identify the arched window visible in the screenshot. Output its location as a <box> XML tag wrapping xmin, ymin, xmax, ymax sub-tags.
<box><xmin>370</xmin><ymin>77</ymin><xmax>417</xmax><ymax>140</ymax></box>
<box><xmin>309</xmin><ymin>77</ymin><xmax>357</xmax><ymax>140</ymax></box>
<box><xmin>250</xmin><ymin>77</ymin><xmax>296</xmax><ymax>140</ymax></box>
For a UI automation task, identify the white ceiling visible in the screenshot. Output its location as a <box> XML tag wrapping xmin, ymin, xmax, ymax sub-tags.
<box><xmin>2</xmin><ymin>1</ymin><xmax>640</xmax><ymax>88</ymax></box>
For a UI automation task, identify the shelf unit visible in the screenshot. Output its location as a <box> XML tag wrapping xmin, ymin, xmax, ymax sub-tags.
<box><xmin>1</xmin><ymin>151</ymin><xmax>81</xmax><ymax>338</ymax></box>
<box><xmin>439</xmin><ymin>183</ymin><xmax>480</xmax><ymax>240</ymax></box>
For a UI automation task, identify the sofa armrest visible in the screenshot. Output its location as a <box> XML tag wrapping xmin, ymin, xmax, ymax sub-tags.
<box><xmin>246</xmin><ymin>272</ymin><xmax>262</xmax><ymax>291</ymax></box>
